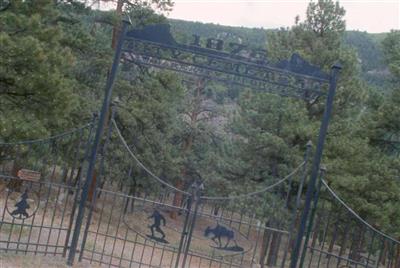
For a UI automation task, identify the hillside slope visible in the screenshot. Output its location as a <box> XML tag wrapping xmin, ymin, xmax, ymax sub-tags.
<box><xmin>169</xmin><ymin>19</ymin><xmax>389</xmax><ymax>87</ymax></box>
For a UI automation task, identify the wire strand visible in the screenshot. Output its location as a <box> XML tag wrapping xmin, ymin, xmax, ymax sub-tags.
<box><xmin>112</xmin><ymin>119</ymin><xmax>305</xmax><ymax>201</ymax></box>
<box><xmin>201</xmin><ymin>161</ymin><xmax>305</xmax><ymax>201</ymax></box>
<box><xmin>0</xmin><ymin>122</ymin><xmax>94</xmax><ymax>145</ymax></box>
<box><xmin>322</xmin><ymin>179</ymin><xmax>400</xmax><ymax>245</ymax></box>
<box><xmin>112</xmin><ymin>119</ymin><xmax>190</xmax><ymax>195</ymax></box>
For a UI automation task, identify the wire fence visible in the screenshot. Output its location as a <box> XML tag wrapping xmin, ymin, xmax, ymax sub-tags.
<box><xmin>0</xmin><ymin>120</ymin><xmax>399</xmax><ymax>268</ymax></box>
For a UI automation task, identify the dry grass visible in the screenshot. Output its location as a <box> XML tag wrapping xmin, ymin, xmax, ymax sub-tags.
<box><xmin>0</xmin><ymin>184</ymin><xmax>278</xmax><ymax>267</ymax></box>
<box><xmin>0</xmin><ymin>252</ymin><xmax>100</xmax><ymax>268</ymax></box>
<box><xmin>0</xmin><ymin>181</ymin><xmax>388</xmax><ymax>268</ymax></box>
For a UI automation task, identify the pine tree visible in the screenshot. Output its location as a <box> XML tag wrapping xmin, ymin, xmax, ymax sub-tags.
<box><xmin>0</xmin><ymin>0</ymin><xmax>80</xmax><ymax>141</ymax></box>
<box><xmin>265</xmin><ymin>0</ymin><xmax>400</xmax><ymax>237</ymax></box>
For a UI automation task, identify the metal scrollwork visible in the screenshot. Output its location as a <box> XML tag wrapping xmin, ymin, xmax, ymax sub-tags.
<box><xmin>122</xmin><ymin>24</ymin><xmax>330</xmax><ymax>101</ymax></box>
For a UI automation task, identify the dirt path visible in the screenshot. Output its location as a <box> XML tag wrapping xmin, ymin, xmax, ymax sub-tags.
<box><xmin>0</xmin><ymin>253</ymin><xmax>100</xmax><ymax>268</ymax></box>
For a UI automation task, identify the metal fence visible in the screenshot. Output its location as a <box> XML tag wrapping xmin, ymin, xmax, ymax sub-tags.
<box><xmin>0</xmin><ymin>120</ymin><xmax>399</xmax><ymax>267</ymax></box>
<box><xmin>299</xmin><ymin>178</ymin><xmax>400</xmax><ymax>268</ymax></box>
<box><xmin>1</xmin><ymin>21</ymin><xmax>399</xmax><ymax>268</ymax></box>
<box><xmin>72</xmin><ymin>118</ymin><xmax>307</xmax><ymax>268</ymax></box>
<box><xmin>0</xmin><ymin>122</ymin><xmax>94</xmax><ymax>257</ymax></box>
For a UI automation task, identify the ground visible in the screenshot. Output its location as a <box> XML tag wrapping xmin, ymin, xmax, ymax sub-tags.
<box><xmin>0</xmin><ymin>253</ymin><xmax>100</xmax><ymax>268</ymax></box>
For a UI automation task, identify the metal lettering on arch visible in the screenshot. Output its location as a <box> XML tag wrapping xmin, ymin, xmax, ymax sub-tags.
<box><xmin>121</xmin><ymin>23</ymin><xmax>330</xmax><ymax>102</ymax></box>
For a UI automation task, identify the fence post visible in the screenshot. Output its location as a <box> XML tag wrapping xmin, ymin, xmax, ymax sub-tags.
<box><xmin>66</xmin><ymin>19</ymin><xmax>130</xmax><ymax>266</ymax></box>
<box><xmin>281</xmin><ymin>141</ymin><xmax>312</xmax><ymax>267</ymax></box>
<box><xmin>175</xmin><ymin>194</ymin><xmax>193</xmax><ymax>268</ymax></box>
<box><xmin>296</xmin><ymin>141</ymin><xmax>313</xmax><ymax>208</ymax></box>
<box><xmin>290</xmin><ymin>63</ymin><xmax>341</xmax><ymax>268</ymax></box>
<box><xmin>298</xmin><ymin>166</ymin><xmax>326</xmax><ymax>267</ymax></box>
<box><xmin>63</xmin><ymin>113</ymin><xmax>97</xmax><ymax>258</ymax></box>
<box><xmin>181</xmin><ymin>182</ymin><xmax>204</xmax><ymax>268</ymax></box>
<box><xmin>78</xmin><ymin>105</ymin><xmax>116</xmax><ymax>261</ymax></box>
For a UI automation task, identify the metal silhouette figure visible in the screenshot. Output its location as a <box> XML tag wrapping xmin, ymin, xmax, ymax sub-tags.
<box><xmin>204</xmin><ymin>224</ymin><xmax>243</xmax><ymax>251</ymax></box>
<box><xmin>11</xmin><ymin>190</ymin><xmax>30</xmax><ymax>219</ymax></box>
<box><xmin>148</xmin><ymin>209</ymin><xmax>166</xmax><ymax>241</ymax></box>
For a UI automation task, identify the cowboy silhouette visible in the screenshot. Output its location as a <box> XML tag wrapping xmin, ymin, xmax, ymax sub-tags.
<box><xmin>11</xmin><ymin>190</ymin><xmax>30</xmax><ymax>219</ymax></box>
<box><xmin>148</xmin><ymin>209</ymin><xmax>166</xmax><ymax>239</ymax></box>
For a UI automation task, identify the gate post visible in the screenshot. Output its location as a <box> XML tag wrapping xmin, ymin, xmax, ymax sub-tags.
<box><xmin>78</xmin><ymin>105</ymin><xmax>116</xmax><ymax>261</ymax></box>
<box><xmin>181</xmin><ymin>181</ymin><xmax>203</xmax><ymax>268</ymax></box>
<box><xmin>298</xmin><ymin>166</ymin><xmax>326</xmax><ymax>267</ymax></box>
<box><xmin>289</xmin><ymin>63</ymin><xmax>341</xmax><ymax>268</ymax></box>
<box><xmin>62</xmin><ymin>113</ymin><xmax>97</xmax><ymax>258</ymax></box>
<box><xmin>66</xmin><ymin>18</ymin><xmax>130</xmax><ymax>266</ymax></box>
<box><xmin>175</xmin><ymin>194</ymin><xmax>193</xmax><ymax>268</ymax></box>
<box><xmin>281</xmin><ymin>141</ymin><xmax>312</xmax><ymax>267</ymax></box>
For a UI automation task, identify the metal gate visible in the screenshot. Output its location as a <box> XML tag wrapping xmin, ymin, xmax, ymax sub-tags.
<box><xmin>0</xmin><ymin>122</ymin><xmax>94</xmax><ymax>258</ymax></box>
<box><xmin>68</xmin><ymin>20</ymin><xmax>336</xmax><ymax>267</ymax></box>
<box><xmin>297</xmin><ymin>176</ymin><xmax>400</xmax><ymax>268</ymax></box>
<box><xmin>0</xmin><ymin>20</ymin><xmax>337</xmax><ymax>268</ymax></box>
<box><xmin>2</xmin><ymin>19</ymin><xmax>398</xmax><ymax>268</ymax></box>
<box><xmin>1</xmin><ymin>124</ymin><xmax>399</xmax><ymax>267</ymax></box>
<box><xmin>71</xmin><ymin>117</ymin><xmax>309</xmax><ymax>267</ymax></box>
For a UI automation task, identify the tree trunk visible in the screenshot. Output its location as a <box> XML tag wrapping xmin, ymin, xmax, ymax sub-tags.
<box><xmin>96</xmin><ymin>178</ymin><xmax>106</xmax><ymax>199</ymax></box>
<box><xmin>8</xmin><ymin>161</ymin><xmax>22</xmax><ymax>191</ymax></box>
<box><xmin>267</xmin><ymin>232</ymin><xmax>282</xmax><ymax>266</ymax></box>
<box><xmin>213</xmin><ymin>205</ymin><xmax>220</xmax><ymax>216</ymax></box>
<box><xmin>328</xmin><ymin>222</ymin><xmax>339</xmax><ymax>255</ymax></box>
<box><xmin>349</xmin><ymin>226</ymin><xmax>363</xmax><ymax>261</ymax></box>
<box><xmin>170</xmin><ymin>179</ymin><xmax>184</xmax><ymax>219</ymax></box>
<box><xmin>259</xmin><ymin>221</ymin><xmax>271</xmax><ymax>267</ymax></box>
<box><xmin>380</xmin><ymin>240</ymin><xmax>388</xmax><ymax>266</ymax></box>
<box><xmin>311</xmin><ymin>214</ymin><xmax>321</xmax><ymax>250</ymax></box>
<box><xmin>69</xmin><ymin>166</ymin><xmax>81</xmax><ymax>194</ymax></box>
<box><xmin>394</xmin><ymin>240</ymin><xmax>400</xmax><ymax>268</ymax></box>
<box><xmin>289</xmin><ymin>212</ymin><xmax>301</xmax><ymax>252</ymax></box>
<box><xmin>338</xmin><ymin>223</ymin><xmax>350</xmax><ymax>258</ymax></box>
<box><xmin>87</xmin><ymin>170</ymin><xmax>97</xmax><ymax>203</ymax></box>
<box><xmin>124</xmin><ymin>179</ymin><xmax>136</xmax><ymax>214</ymax></box>
<box><xmin>111</xmin><ymin>0</ymin><xmax>123</xmax><ymax>50</ymax></box>
<box><xmin>171</xmin><ymin>118</ymin><xmax>194</xmax><ymax>219</ymax></box>
<box><xmin>61</xmin><ymin>167</ymin><xmax>69</xmax><ymax>184</ymax></box>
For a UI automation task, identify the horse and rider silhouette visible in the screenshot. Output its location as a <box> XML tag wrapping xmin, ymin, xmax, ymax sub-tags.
<box><xmin>204</xmin><ymin>223</ymin><xmax>238</xmax><ymax>249</ymax></box>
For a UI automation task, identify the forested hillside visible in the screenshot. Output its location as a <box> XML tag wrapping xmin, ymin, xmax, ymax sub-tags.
<box><xmin>170</xmin><ymin>19</ymin><xmax>390</xmax><ymax>88</ymax></box>
<box><xmin>1</xmin><ymin>0</ymin><xmax>399</xmax><ymax>241</ymax></box>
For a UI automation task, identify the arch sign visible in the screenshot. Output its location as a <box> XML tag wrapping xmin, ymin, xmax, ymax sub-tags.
<box><xmin>68</xmin><ymin>19</ymin><xmax>340</xmax><ymax>268</ymax></box>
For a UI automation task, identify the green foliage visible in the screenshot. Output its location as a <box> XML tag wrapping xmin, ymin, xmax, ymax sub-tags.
<box><xmin>303</xmin><ymin>0</ymin><xmax>345</xmax><ymax>37</ymax></box>
<box><xmin>264</xmin><ymin>0</ymin><xmax>400</xmax><ymax>235</ymax></box>
<box><xmin>169</xmin><ymin>18</ymin><xmax>389</xmax><ymax>89</ymax></box>
<box><xmin>0</xmin><ymin>0</ymin><xmax>80</xmax><ymax>141</ymax></box>
<box><xmin>224</xmin><ymin>92</ymin><xmax>311</xmax><ymax>183</ymax></box>
<box><xmin>85</xmin><ymin>0</ymin><xmax>173</xmax><ymax>13</ymax></box>
<box><xmin>382</xmin><ymin>30</ymin><xmax>400</xmax><ymax>78</ymax></box>
<box><xmin>344</xmin><ymin>31</ymin><xmax>384</xmax><ymax>73</ymax></box>
<box><xmin>371</xmin><ymin>31</ymin><xmax>400</xmax><ymax>159</ymax></box>
<box><xmin>109</xmin><ymin>68</ymin><xmax>185</xmax><ymax>187</ymax></box>
<box><xmin>2</xmin><ymin>0</ymin><xmax>399</xmax><ymax>238</ymax></box>
<box><xmin>169</xmin><ymin>19</ymin><xmax>267</xmax><ymax>48</ymax></box>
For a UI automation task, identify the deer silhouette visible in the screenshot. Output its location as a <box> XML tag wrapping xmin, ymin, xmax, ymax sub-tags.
<box><xmin>204</xmin><ymin>224</ymin><xmax>237</xmax><ymax>248</ymax></box>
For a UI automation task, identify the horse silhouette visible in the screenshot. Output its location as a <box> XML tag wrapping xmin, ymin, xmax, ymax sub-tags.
<box><xmin>204</xmin><ymin>224</ymin><xmax>237</xmax><ymax>248</ymax></box>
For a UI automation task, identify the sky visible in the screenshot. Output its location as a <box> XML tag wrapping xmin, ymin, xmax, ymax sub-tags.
<box><xmin>166</xmin><ymin>0</ymin><xmax>400</xmax><ymax>33</ymax></box>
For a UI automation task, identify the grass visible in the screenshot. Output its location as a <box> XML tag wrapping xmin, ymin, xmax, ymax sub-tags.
<box><xmin>0</xmin><ymin>252</ymin><xmax>101</xmax><ymax>267</ymax></box>
<box><xmin>1</xmin><ymin>224</ymin><xmax>30</xmax><ymax>238</ymax></box>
